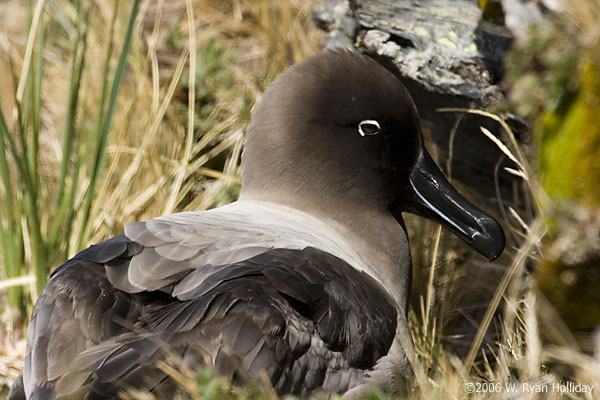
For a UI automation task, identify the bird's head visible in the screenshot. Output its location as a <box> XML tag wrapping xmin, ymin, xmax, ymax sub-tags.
<box><xmin>241</xmin><ymin>49</ymin><xmax>504</xmax><ymax>261</ymax></box>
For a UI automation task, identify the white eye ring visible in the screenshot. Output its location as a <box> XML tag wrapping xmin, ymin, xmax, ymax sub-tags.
<box><xmin>358</xmin><ymin>119</ymin><xmax>380</xmax><ymax>136</ymax></box>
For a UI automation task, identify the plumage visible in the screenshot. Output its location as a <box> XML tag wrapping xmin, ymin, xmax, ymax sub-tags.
<box><xmin>10</xmin><ymin>49</ymin><xmax>504</xmax><ymax>399</ymax></box>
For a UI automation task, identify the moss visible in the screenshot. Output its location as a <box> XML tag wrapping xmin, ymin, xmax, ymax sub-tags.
<box><xmin>570</xmin><ymin>58</ymin><xmax>600</xmax><ymax>205</ymax></box>
<box><xmin>506</xmin><ymin>13</ymin><xmax>600</xmax><ymax>337</ymax></box>
<box><xmin>538</xmin><ymin>92</ymin><xmax>587</xmax><ymax>199</ymax></box>
<box><xmin>507</xmin><ymin>22</ymin><xmax>599</xmax><ymax>205</ymax></box>
<box><xmin>537</xmin><ymin>257</ymin><xmax>600</xmax><ymax>332</ymax></box>
<box><xmin>539</xmin><ymin>54</ymin><xmax>600</xmax><ymax>205</ymax></box>
<box><xmin>536</xmin><ymin>201</ymin><xmax>600</xmax><ymax>333</ymax></box>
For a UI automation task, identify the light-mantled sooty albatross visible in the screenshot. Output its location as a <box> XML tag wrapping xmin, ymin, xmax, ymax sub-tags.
<box><xmin>9</xmin><ymin>49</ymin><xmax>504</xmax><ymax>400</ymax></box>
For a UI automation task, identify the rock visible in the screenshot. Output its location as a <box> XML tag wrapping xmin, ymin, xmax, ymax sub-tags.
<box><xmin>312</xmin><ymin>0</ymin><xmax>359</xmax><ymax>49</ymax></box>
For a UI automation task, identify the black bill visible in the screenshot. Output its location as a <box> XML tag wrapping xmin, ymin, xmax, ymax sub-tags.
<box><xmin>400</xmin><ymin>149</ymin><xmax>505</xmax><ymax>261</ymax></box>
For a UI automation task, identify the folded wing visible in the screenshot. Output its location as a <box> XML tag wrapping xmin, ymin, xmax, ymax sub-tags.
<box><xmin>17</xmin><ymin>212</ymin><xmax>398</xmax><ymax>399</ymax></box>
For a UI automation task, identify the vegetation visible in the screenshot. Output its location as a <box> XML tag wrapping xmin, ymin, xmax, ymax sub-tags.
<box><xmin>1</xmin><ymin>0</ymin><xmax>599</xmax><ymax>399</ymax></box>
<box><xmin>0</xmin><ymin>0</ymin><xmax>322</xmax><ymax>393</ymax></box>
<box><xmin>506</xmin><ymin>0</ymin><xmax>600</xmax><ymax>357</ymax></box>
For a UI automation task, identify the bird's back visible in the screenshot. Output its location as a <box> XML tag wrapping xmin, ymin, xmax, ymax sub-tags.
<box><xmin>11</xmin><ymin>200</ymin><xmax>398</xmax><ymax>399</ymax></box>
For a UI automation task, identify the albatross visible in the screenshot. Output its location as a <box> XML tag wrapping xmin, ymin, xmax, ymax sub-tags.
<box><xmin>10</xmin><ymin>49</ymin><xmax>504</xmax><ymax>399</ymax></box>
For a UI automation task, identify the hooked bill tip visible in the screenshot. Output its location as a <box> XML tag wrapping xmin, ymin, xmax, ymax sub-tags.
<box><xmin>470</xmin><ymin>216</ymin><xmax>505</xmax><ymax>261</ymax></box>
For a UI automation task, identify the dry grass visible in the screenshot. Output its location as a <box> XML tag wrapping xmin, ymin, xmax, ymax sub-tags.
<box><xmin>75</xmin><ymin>0</ymin><xmax>324</xmax><ymax>240</ymax></box>
<box><xmin>1</xmin><ymin>0</ymin><xmax>323</xmax><ymax>280</ymax></box>
<box><xmin>406</xmin><ymin>109</ymin><xmax>599</xmax><ymax>400</ymax></box>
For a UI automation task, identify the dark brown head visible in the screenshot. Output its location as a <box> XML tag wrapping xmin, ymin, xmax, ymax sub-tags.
<box><xmin>241</xmin><ymin>50</ymin><xmax>504</xmax><ymax>261</ymax></box>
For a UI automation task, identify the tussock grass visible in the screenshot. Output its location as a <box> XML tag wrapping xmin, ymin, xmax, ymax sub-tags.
<box><xmin>404</xmin><ymin>108</ymin><xmax>599</xmax><ymax>400</ymax></box>
<box><xmin>0</xmin><ymin>0</ymin><xmax>141</xmax><ymax>307</ymax></box>
<box><xmin>0</xmin><ymin>0</ymin><xmax>322</xmax><ymax>394</ymax></box>
<box><xmin>0</xmin><ymin>0</ymin><xmax>322</xmax><ymax>308</ymax></box>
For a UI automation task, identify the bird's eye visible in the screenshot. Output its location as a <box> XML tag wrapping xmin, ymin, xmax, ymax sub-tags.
<box><xmin>358</xmin><ymin>120</ymin><xmax>380</xmax><ymax>136</ymax></box>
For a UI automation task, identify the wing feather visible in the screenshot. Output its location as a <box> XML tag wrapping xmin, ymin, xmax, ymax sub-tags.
<box><xmin>17</xmin><ymin>210</ymin><xmax>398</xmax><ymax>399</ymax></box>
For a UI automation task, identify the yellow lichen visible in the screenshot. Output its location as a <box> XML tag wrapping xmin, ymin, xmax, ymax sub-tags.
<box><xmin>436</xmin><ymin>37</ymin><xmax>457</xmax><ymax>49</ymax></box>
<box><xmin>540</xmin><ymin>47</ymin><xmax>600</xmax><ymax>206</ymax></box>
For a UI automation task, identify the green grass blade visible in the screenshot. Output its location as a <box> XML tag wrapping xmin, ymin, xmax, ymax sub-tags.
<box><xmin>0</xmin><ymin>100</ymin><xmax>22</xmax><ymax>308</ymax></box>
<box><xmin>12</xmin><ymin>4</ymin><xmax>49</xmax><ymax>294</ymax></box>
<box><xmin>7</xmin><ymin>54</ymin><xmax>24</xmax><ymax>140</ymax></box>
<box><xmin>0</xmin><ymin>104</ymin><xmax>14</xmax><ymax>233</ymax></box>
<box><xmin>29</xmin><ymin>22</ymin><xmax>45</xmax><ymax>194</ymax></box>
<box><xmin>55</xmin><ymin>0</ymin><xmax>85</xmax><ymax>205</ymax></box>
<box><xmin>76</xmin><ymin>0</ymin><xmax>141</xmax><ymax>250</ymax></box>
<box><xmin>4</xmin><ymin>35</ymin><xmax>37</xmax><ymax>208</ymax></box>
<box><xmin>50</xmin><ymin>0</ymin><xmax>88</xmax><ymax>247</ymax></box>
<box><xmin>74</xmin><ymin>1</ymin><xmax>119</xmax><ymax>250</ymax></box>
<box><xmin>0</xmin><ymin>106</ymin><xmax>35</xmax><ymax>202</ymax></box>
<box><xmin>64</xmin><ymin>156</ymin><xmax>82</xmax><ymax>257</ymax></box>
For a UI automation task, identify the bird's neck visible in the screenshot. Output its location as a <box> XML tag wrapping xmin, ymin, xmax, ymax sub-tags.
<box><xmin>237</xmin><ymin>191</ymin><xmax>412</xmax><ymax>310</ymax></box>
